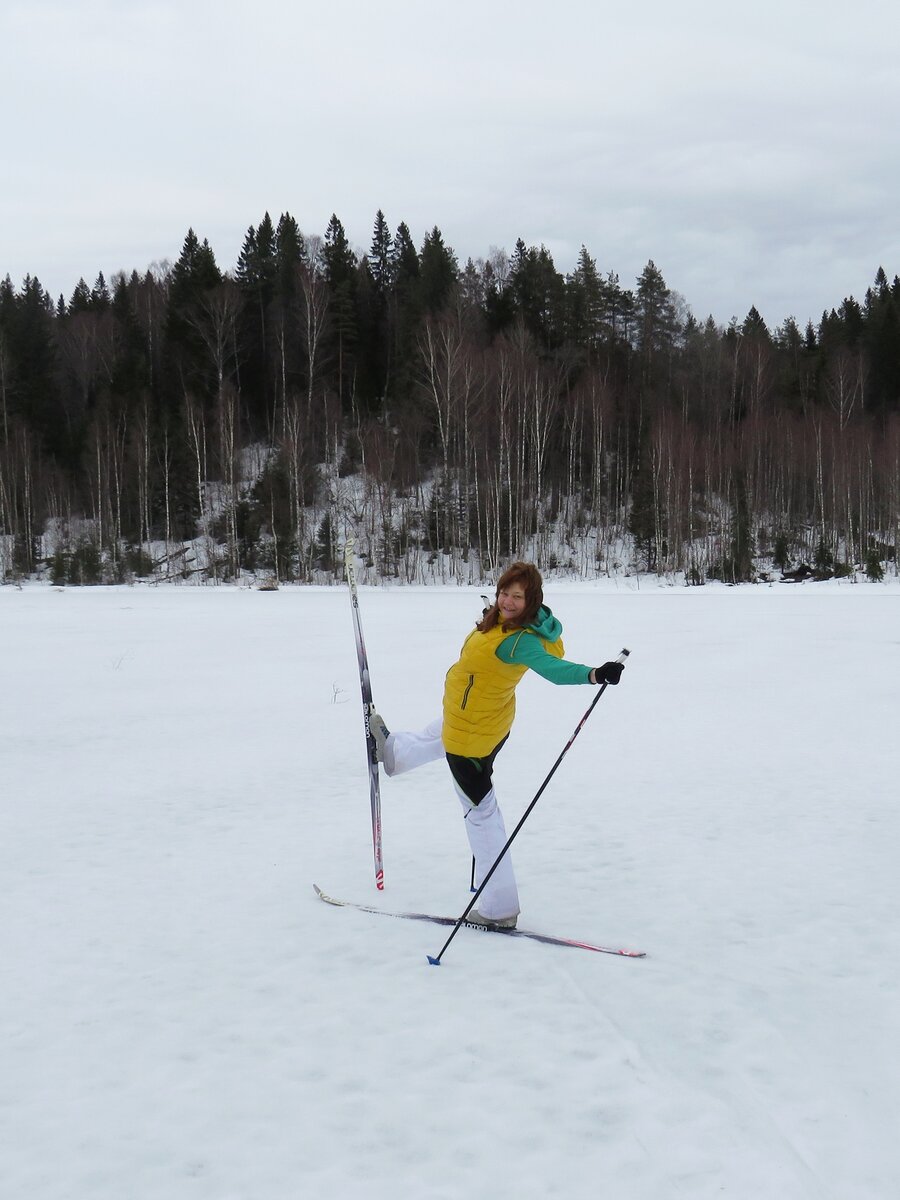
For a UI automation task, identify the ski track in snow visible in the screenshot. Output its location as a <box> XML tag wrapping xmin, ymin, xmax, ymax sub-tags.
<box><xmin>1</xmin><ymin>578</ymin><xmax>898</xmax><ymax>1200</ymax></box>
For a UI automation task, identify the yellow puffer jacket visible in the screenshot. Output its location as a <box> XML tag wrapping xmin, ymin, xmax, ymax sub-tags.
<box><xmin>442</xmin><ymin>622</ymin><xmax>564</xmax><ymax>756</ymax></box>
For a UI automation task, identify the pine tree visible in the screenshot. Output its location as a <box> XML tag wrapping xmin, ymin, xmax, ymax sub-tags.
<box><xmin>386</xmin><ymin>221</ymin><xmax>421</xmax><ymax>405</ymax></box>
<box><xmin>266</xmin><ymin>212</ymin><xmax>309</xmax><ymax>418</ymax></box>
<box><xmin>236</xmin><ymin>213</ymin><xmax>277</xmax><ymax>303</ymax></box>
<box><xmin>91</xmin><ymin>273</ymin><xmax>111</xmax><ymax>311</ymax></box>
<box><xmin>741</xmin><ymin>306</ymin><xmax>769</xmax><ymax>339</ymax></box>
<box><xmin>568</xmin><ymin>245</ymin><xmax>602</xmax><ymax>351</ymax></box>
<box><xmin>604</xmin><ymin>271</ymin><xmax>634</xmax><ymax>347</ymax></box>
<box><xmin>482</xmin><ymin>251</ymin><xmax>516</xmax><ymax>336</ymax></box>
<box><xmin>361</xmin><ymin>211</ymin><xmax>393</xmax><ymax>405</ymax></box>
<box><xmin>508</xmin><ymin>240</ymin><xmax>564</xmax><ymax>348</ymax></box>
<box><xmin>322</xmin><ymin>214</ymin><xmax>358</xmax><ymax>408</ymax></box>
<box><xmin>390</xmin><ymin>221</ymin><xmax>419</xmax><ymax>290</ymax></box>
<box><xmin>10</xmin><ymin>277</ymin><xmax>61</xmax><ymax>447</ymax></box>
<box><xmin>170</xmin><ymin>229</ymin><xmax>221</xmax><ymax>301</ymax></box>
<box><xmin>274</xmin><ymin>212</ymin><xmax>307</xmax><ymax>304</ymax></box>
<box><xmin>109</xmin><ymin>272</ymin><xmax>150</xmax><ymax>399</ymax></box>
<box><xmin>166</xmin><ymin>230</ymin><xmax>224</xmax><ymax>398</ymax></box>
<box><xmin>236</xmin><ymin>213</ymin><xmax>278</xmax><ymax>427</ymax></box>
<box><xmin>863</xmin><ymin>268</ymin><xmax>900</xmax><ymax>412</ymax></box>
<box><xmin>69</xmin><ymin>279</ymin><xmax>93</xmax><ymax>314</ymax></box>
<box><xmin>418</xmin><ymin>226</ymin><xmax>458</xmax><ymax>315</ymax></box>
<box><xmin>635</xmin><ymin>260</ymin><xmax>678</xmax><ymax>391</ymax></box>
<box><xmin>369</xmin><ymin>210</ymin><xmax>392</xmax><ymax>298</ymax></box>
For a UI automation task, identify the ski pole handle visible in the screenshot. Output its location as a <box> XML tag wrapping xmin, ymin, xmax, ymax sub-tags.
<box><xmin>590</xmin><ymin>649</ymin><xmax>630</xmax><ymax>687</ymax></box>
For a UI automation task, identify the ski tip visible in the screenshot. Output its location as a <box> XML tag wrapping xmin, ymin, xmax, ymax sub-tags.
<box><xmin>426</xmin><ymin>956</ymin><xmax>442</xmax><ymax>966</ymax></box>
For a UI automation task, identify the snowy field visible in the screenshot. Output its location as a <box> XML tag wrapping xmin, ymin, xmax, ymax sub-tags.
<box><xmin>2</xmin><ymin>577</ymin><xmax>899</xmax><ymax>1200</ymax></box>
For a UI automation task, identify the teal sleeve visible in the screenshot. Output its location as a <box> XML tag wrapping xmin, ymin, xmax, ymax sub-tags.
<box><xmin>495</xmin><ymin>632</ymin><xmax>593</xmax><ymax>685</ymax></box>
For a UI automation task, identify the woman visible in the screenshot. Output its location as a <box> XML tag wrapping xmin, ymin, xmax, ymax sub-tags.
<box><xmin>370</xmin><ymin>562</ymin><xmax>624</xmax><ymax>929</ymax></box>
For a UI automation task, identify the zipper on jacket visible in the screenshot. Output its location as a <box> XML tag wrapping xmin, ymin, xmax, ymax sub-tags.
<box><xmin>460</xmin><ymin>673</ymin><xmax>475</xmax><ymax>709</ymax></box>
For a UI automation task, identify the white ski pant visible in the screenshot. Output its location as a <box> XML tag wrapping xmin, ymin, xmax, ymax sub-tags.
<box><xmin>382</xmin><ymin>718</ymin><xmax>444</xmax><ymax>777</ymax></box>
<box><xmin>384</xmin><ymin>721</ymin><xmax>520</xmax><ymax>921</ymax></box>
<box><xmin>454</xmin><ymin>785</ymin><xmax>519</xmax><ymax>920</ymax></box>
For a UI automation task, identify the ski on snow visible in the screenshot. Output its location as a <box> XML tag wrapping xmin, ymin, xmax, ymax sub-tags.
<box><xmin>314</xmin><ymin>885</ymin><xmax>646</xmax><ymax>958</ymax></box>
<box><xmin>344</xmin><ymin>540</ymin><xmax>384</xmax><ymax>891</ymax></box>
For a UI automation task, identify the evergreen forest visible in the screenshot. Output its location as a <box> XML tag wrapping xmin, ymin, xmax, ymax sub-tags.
<box><xmin>1</xmin><ymin>210</ymin><xmax>898</xmax><ymax>585</ymax></box>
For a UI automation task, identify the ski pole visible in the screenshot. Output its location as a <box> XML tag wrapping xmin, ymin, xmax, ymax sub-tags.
<box><xmin>427</xmin><ymin>648</ymin><xmax>630</xmax><ymax>965</ymax></box>
<box><xmin>344</xmin><ymin>538</ymin><xmax>385</xmax><ymax>891</ymax></box>
<box><xmin>471</xmin><ymin>595</ymin><xmax>492</xmax><ymax>892</ymax></box>
<box><xmin>472</xmin><ymin>592</ymin><xmax>494</xmax><ymax>892</ymax></box>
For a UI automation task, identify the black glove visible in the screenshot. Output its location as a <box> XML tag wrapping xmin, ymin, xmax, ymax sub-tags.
<box><xmin>592</xmin><ymin>661</ymin><xmax>623</xmax><ymax>686</ymax></box>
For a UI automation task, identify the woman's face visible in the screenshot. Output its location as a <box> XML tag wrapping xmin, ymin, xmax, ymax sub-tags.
<box><xmin>497</xmin><ymin>582</ymin><xmax>527</xmax><ymax>622</ymax></box>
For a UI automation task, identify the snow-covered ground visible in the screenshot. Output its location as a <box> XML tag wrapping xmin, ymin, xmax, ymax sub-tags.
<box><xmin>2</xmin><ymin>577</ymin><xmax>898</xmax><ymax>1200</ymax></box>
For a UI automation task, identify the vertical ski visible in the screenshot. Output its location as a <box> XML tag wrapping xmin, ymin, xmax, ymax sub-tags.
<box><xmin>344</xmin><ymin>539</ymin><xmax>384</xmax><ymax>890</ymax></box>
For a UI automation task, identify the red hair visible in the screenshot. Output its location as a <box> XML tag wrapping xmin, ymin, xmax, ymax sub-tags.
<box><xmin>477</xmin><ymin>562</ymin><xmax>544</xmax><ymax>632</ymax></box>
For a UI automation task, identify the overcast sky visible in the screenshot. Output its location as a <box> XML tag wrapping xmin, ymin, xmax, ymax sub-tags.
<box><xmin>3</xmin><ymin>0</ymin><xmax>898</xmax><ymax>329</ymax></box>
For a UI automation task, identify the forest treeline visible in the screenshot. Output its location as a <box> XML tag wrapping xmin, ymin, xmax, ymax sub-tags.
<box><xmin>1</xmin><ymin>209</ymin><xmax>898</xmax><ymax>584</ymax></box>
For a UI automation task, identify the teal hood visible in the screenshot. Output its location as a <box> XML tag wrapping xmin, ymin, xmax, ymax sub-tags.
<box><xmin>528</xmin><ymin>604</ymin><xmax>563</xmax><ymax>644</ymax></box>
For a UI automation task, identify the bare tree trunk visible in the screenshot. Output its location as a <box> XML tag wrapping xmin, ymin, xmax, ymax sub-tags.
<box><xmin>185</xmin><ymin>394</ymin><xmax>213</xmax><ymax>581</ymax></box>
<box><xmin>161</xmin><ymin>421</ymin><xmax>173</xmax><ymax>572</ymax></box>
<box><xmin>219</xmin><ymin>385</ymin><xmax>240</xmax><ymax>578</ymax></box>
